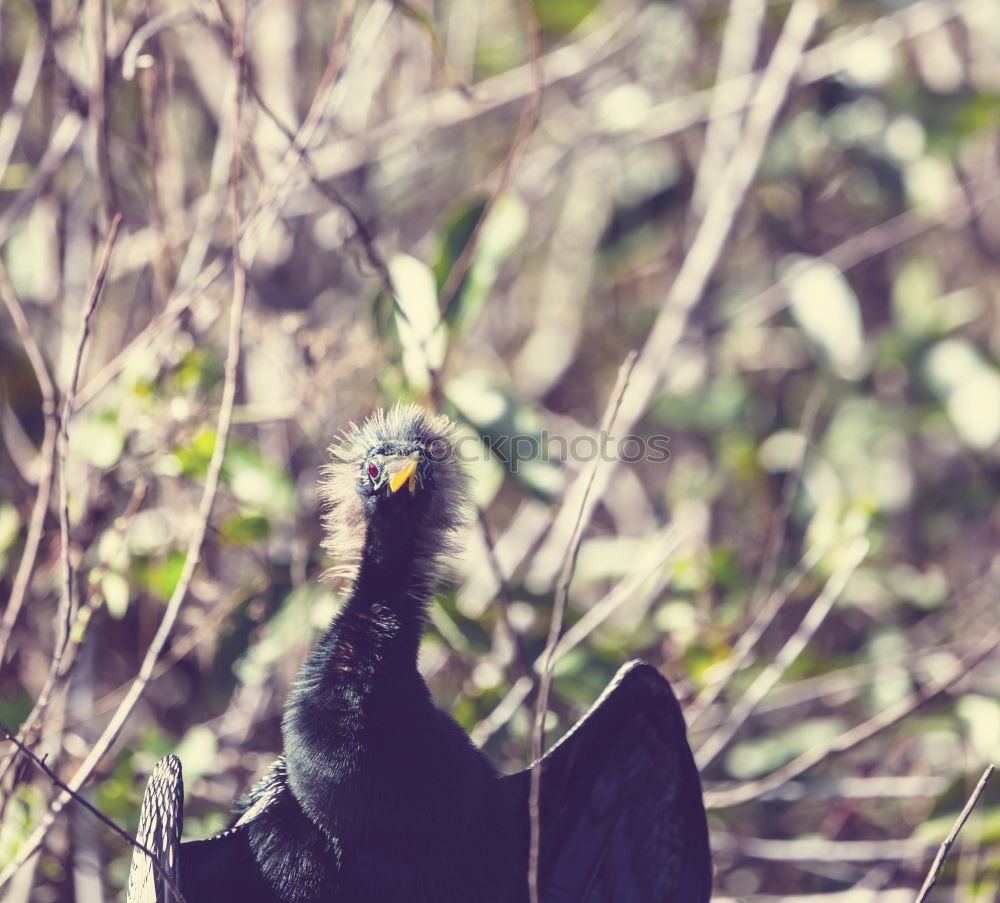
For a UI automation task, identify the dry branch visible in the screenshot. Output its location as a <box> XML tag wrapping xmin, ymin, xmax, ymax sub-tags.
<box><xmin>0</xmin><ymin>215</ymin><xmax>122</xmax><ymax>787</ymax></box>
<box><xmin>914</xmin><ymin>765</ymin><xmax>995</xmax><ymax>903</ymax></box>
<box><xmin>705</xmin><ymin>621</ymin><xmax>1000</xmax><ymax>809</ymax></box>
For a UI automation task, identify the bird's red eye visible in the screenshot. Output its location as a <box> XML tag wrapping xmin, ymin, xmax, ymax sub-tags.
<box><xmin>367</xmin><ymin>463</ymin><xmax>379</xmax><ymax>480</ymax></box>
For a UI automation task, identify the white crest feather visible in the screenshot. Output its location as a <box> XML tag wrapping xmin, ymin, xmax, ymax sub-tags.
<box><xmin>319</xmin><ymin>405</ymin><xmax>467</xmax><ymax>591</ymax></box>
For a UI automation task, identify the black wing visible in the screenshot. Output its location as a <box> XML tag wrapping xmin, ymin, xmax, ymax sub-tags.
<box><xmin>126</xmin><ymin>755</ymin><xmax>184</xmax><ymax>903</ymax></box>
<box><xmin>177</xmin><ymin>758</ymin><xmax>339</xmax><ymax>903</ymax></box>
<box><xmin>501</xmin><ymin>661</ymin><xmax>712</xmax><ymax>903</ymax></box>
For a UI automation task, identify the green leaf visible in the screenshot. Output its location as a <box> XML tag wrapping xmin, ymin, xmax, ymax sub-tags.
<box><xmin>101</xmin><ymin>572</ymin><xmax>130</xmax><ymax>619</ymax></box>
<box><xmin>176</xmin><ymin>348</ymin><xmax>224</xmax><ymax>394</ymax></box>
<box><xmin>438</xmin><ymin>195</ymin><xmax>528</xmax><ymax>334</ymax></box>
<box><xmin>0</xmin><ymin>503</ymin><xmax>19</xmax><ymax>553</ymax></box>
<box><xmin>434</xmin><ymin>200</ymin><xmax>485</xmax><ymax>292</ymax></box>
<box><xmin>224</xmin><ymin>443</ymin><xmax>296</xmax><ymax>518</ymax></box>
<box><xmin>533</xmin><ymin>0</ymin><xmax>601</xmax><ymax>34</ymax></box>
<box><xmin>220</xmin><ymin>514</ymin><xmax>271</xmax><ymax>545</ymax></box>
<box><xmin>0</xmin><ymin>783</ymin><xmax>47</xmax><ymax>867</ymax></box>
<box><xmin>957</xmin><ymin>695</ymin><xmax>1000</xmax><ymax>764</ymax></box>
<box><xmin>726</xmin><ymin>718</ymin><xmax>847</xmax><ymax>780</ymax></box>
<box><xmin>785</xmin><ymin>256</ymin><xmax>866</xmax><ymax>380</ymax></box>
<box><xmin>0</xmin><ymin>502</ymin><xmax>19</xmax><ymax>578</ymax></box>
<box><xmin>174</xmin><ymin>724</ymin><xmax>218</xmax><ymax>783</ymax></box>
<box><xmin>126</xmin><ymin>509</ymin><xmax>174</xmax><ymax>556</ymax></box>
<box><xmin>69</xmin><ymin>415</ymin><xmax>125</xmax><ymax>468</ymax></box>
<box><xmin>146</xmin><ymin>550</ymin><xmax>186</xmax><ymax>601</ymax></box>
<box><xmin>171</xmin><ymin>430</ymin><xmax>217</xmax><ymax>478</ymax></box>
<box><xmin>891</xmin><ymin>258</ymin><xmax>940</xmax><ymax>337</ymax></box>
<box><xmin>923</xmin><ymin>339</ymin><xmax>1000</xmax><ymax>450</ymax></box>
<box><xmin>389</xmin><ymin>254</ymin><xmax>447</xmax><ymax>392</ymax></box>
<box><xmin>446</xmin><ymin>376</ymin><xmax>562</xmax><ymax>501</ymax></box>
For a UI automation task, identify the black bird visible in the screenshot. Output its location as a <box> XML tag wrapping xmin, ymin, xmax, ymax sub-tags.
<box><xmin>125</xmin><ymin>406</ymin><xmax>712</xmax><ymax>903</ymax></box>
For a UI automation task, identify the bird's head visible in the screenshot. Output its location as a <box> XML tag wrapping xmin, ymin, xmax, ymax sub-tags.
<box><xmin>320</xmin><ymin>405</ymin><xmax>466</xmax><ymax>579</ymax></box>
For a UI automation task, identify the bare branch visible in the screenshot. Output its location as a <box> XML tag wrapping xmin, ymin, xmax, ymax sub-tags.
<box><xmin>713</xmin><ymin>830</ymin><xmax>935</xmax><ymax>863</ymax></box>
<box><xmin>0</xmin><ymin>214</ymin><xmax>122</xmax><ymax>785</ymax></box>
<box><xmin>690</xmin><ymin>0</ymin><xmax>766</xmax><ymax>214</ymax></box>
<box><xmin>726</xmin><ymin>175</ymin><xmax>1000</xmax><ymax>330</ymax></box>
<box><xmin>0</xmin><ymin>113</ymin><xmax>84</xmax><ymax>247</ymax></box>
<box><xmin>436</xmin><ymin>0</ymin><xmax>543</xmax><ymax>313</ymax></box>
<box><xmin>470</xmin><ymin>675</ymin><xmax>534</xmax><ymax>747</ymax></box>
<box><xmin>914</xmin><ymin>765</ymin><xmax>995</xmax><ymax>903</ymax></box>
<box><xmin>542</xmin><ymin>526</ymin><xmax>681</xmax><ymax>668</ymax></box>
<box><xmin>75</xmin><ymin>0</ymin><xmax>360</xmax><ymax>413</ymax></box>
<box><xmin>87</xmin><ymin>0</ymin><xmax>115</xmax><ymax>227</ymax></box>
<box><xmin>0</xmin><ymin>264</ymin><xmax>57</xmax><ymax>665</ymax></box>
<box><xmin>476</xmin><ymin>508</ymin><xmax>533</xmax><ymax>682</ymax></box>
<box><xmin>705</xmin><ymin>622</ymin><xmax>1000</xmax><ymax>809</ymax></box>
<box><xmin>696</xmin><ymin>538</ymin><xmax>870</xmax><ymax>770</ymax></box>
<box><xmin>0</xmin><ymin>25</ymin><xmax>46</xmax><ymax>182</ymax></box>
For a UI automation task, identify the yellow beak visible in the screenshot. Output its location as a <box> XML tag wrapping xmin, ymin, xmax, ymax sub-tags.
<box><xmin>387</xmin><ymin>456</ymin><xmax>419</xmax><ymax>494</ymax></box>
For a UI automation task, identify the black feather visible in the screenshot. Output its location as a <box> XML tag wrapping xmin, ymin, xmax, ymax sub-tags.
<box><xmin>501</xmin><ymin>662</ymin><xmax>712</xmax><ymax>903</ymax></box>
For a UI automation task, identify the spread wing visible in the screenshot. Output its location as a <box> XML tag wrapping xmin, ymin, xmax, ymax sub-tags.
<box><xmin>501</xmin><ymin>661</ymin><xmax>712</xmax><ymax>903</ymax></box>
<box><xmin>126</xmin><ymin>755</ymin><xmax>184</xmax><ymax>903</ymax></box>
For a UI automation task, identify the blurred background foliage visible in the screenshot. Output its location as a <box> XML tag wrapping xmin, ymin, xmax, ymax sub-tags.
<box><xmin>1</xmin><ymin>0</ymin><xmax>1000</xmax><ymax>899</ymax></box>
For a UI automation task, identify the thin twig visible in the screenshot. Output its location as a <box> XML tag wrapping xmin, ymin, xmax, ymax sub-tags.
<box><xmin>745</xmin><ymin>386</ymin><xmax>826</xmax><ymax>630</ymax></box>
<box><xmin>0</xmin><ymin>215</ymin><xmax>122</xmax><ymax>786</ymax></box>
<box><xmin>725</xmin><ymin>177</ymin><xmax>1000</xmax><ymax>329</ymax></box>
<box><xmin>696</xmin><ymin>537</ymin><xmax>869</xmax><ymax>770</ymax></box>
<box><xmin>36</xmin><ymin>575</ymin><xmax>266</xmax><ymax>743</ymax></box>
<box><xmin>306</xmin><ymin>9</ymin><xmax>636</xmax><ymax>186</ymax></box>
<box><xmin>635</xmin><ymin>0</ymin><xmax>970</xmax><ymax>148</ymax></box>
<box><xmin>75</xmin><ymin>256</ymin><xmax>227</xmax><ymax>411</ymax></box>
<box><xmin>436</xmin><ymin>0</ymin><xmax>543</xmax><ymax>314</ymax></box>
<box><xmin>0</xmin><ymin>724</ymin><xmax>188</xmax><ymax>903</ymax></box>
<box><xmin>0</xmin><ymin>264</ymin><xmax>57</xmax><ymax>666</ymax></box>
<box><xmin>687</xmin><ymin>386</ymin><xmax>826</xmax><ymax>728</ymax></box>
<box><xmin>388</xmin><ymin>0</ymin><xmax>475</xmax><ymax>97</ymax></box>
<box><xmin>691</xmin><ymin>638</ymin><xmax>974</xmax><ymax>736</ymax></box>
<box><xmin>705</xmin><ymin>620</ymin><xmax>1000</xmax><ymax>809</ymax></box>
<box><xmin>121</xmin><ymin>10</ymin><xmax>201</xmax><ymax>79</ymax></box>
<box><xmin>687</xmin><ymin>541</ymin><xmax>827</xmax><ymax>728</ymax></box>
<box><xmin>0</xmin><ymin>24</ymin><xmax>46</xmax><ymax>183</ymax></box>
<box><xmin>88</xmin><ymin>0</ymin><xmax>115</xmax><ymax>227</ymax></box>
<box><xmin>0</xmin><ymin>113</ymin><xmax>84</xmax><ymax>247</ymax></box>
<box><xmin>424</xmin><ymin>0</ymin><xmax>544</xmax><ymax>405</ymax></box>
<box><xmin>690</xmin><ymin>0</ymin><xmax>766</xmax><ymax>214</ymax></box>
<box><xmin>476</xmin><ymin>509</ymin><xmax>533</xmax><ymax>681</ymax></box>
<box><xmin>247</xmin><ymin>75</ymin><xmax>395</xmax><ymax>295</ymax></box>
<box><xmin>527</xmin><ymin>350</ymin><xmax>637</xmax><ymax>903</ymax></box>
<box><xmin>469</xmin><ymin>675</ymin><xmax>534</xmax><ymax>747</ymax></box>
<box><xmin>542</xmin><ymin>526</ymin><xmax>681</xmax><ymax>668</ymax></box>
<box><xmin>914</xmin><ymin>765</ymin><xmax>995</xmax><ymax>903</ymax></box>
<box><xmin>237</xmin><ymin>0</ymin><xmax>359</xmax><ymax>263</ymax></box>
<box><xmin>712</xmin><ymin>829</ymin><xmax>935</xmax><ymax>863</ymax></box>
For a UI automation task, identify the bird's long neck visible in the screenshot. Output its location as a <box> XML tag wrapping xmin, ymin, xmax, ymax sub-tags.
<box><xmin>282</xmin><ymin>513</ymin><xmax>438</xmax><ymax>830</ymax></box>
<box><xmin>283</xmin><ymin>521</ymin><xmax>431</xmax><ymax>773</ymax></box>
<box><xmin>296</xmin><ymin>514</ymin><xmax>434</xmax><ymax>704</ymax></box>
<box><xmin>334</xmin><ymin>519</ymin><xmax>430</xmax><ymax>673</ymax></box>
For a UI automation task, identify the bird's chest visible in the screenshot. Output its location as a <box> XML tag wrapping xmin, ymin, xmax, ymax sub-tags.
<box><xmin>286</xmin><ymin>703</ymin><xmax>518</xmax><ymax>902</ymax></box>
<box><xmin>295</xmin><ymin>711</ymin><xmax>474</xmax><ymax>831</ymax></box>
<box><xmin>331</xmin><ymin>769</ymin><xmax>519</xmax><ymax>903</ymax></box>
